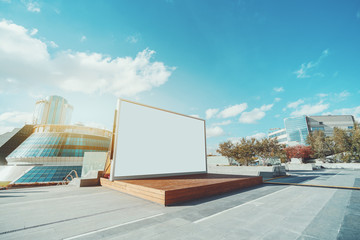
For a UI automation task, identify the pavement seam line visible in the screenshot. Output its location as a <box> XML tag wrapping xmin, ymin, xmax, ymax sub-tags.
<box><xmin>0</xmin><ymin>191</ymin><xmax>108</xmax><ymax>207</ymax></box>
<box><xmin>264</xmin><ymin>181</ymin><xmax>360</xmax><ymax>190</ymax></box>
<box><xmin>263</xmin><ymin>175</ymin><xmax>290</xmax><ymax>182</ymax></box>
<box><xmin>193</xmin><ymin>186</ymin><xmax>292</xmax><ymax>224</ymax></box>
<box><xmin>0</xmin><ymin>206</ymin><xmax>139</xmax><ymax>236</ymax></box>
<box><xmin>63</xmin><ymin>213</ymin><xmax>165</xmax><ymax>240</ymax></box>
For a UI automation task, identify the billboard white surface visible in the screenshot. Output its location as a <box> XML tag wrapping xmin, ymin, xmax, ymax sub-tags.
<box><xmin>112</xmin><ymin>99</ymin><xmax>206</xmax><ymax>179</ymax></box>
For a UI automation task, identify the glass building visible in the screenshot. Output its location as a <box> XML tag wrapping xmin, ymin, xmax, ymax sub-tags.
<box><xmin>6</xmin><ymin>124</ymin><xmax>111</xmax><ymax>166</ymax></box>
<box><xmin>32</xmin><ymin>95</ymin><xmax>73</xmax><ymax>125</ymax></box>
<box><xmin>15</xmin><ymin>166</ymin><xmax>83</xmax><ymax>183</ymax></box>
<box><xmin>284</xmin><ymin>116</ymin><xmax>309</xmax><ymax>146</ymax></box>
<box><xmin>268</xmin><ymin>128</ymin><xmax>288</xmax><ymax>145</ymax></box>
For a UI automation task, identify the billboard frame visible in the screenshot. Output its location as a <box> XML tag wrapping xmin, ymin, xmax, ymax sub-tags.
<box><xmin>110</xmin><ymin>98</ymin><xmax>207</xmax><ymax>180</ymax></box>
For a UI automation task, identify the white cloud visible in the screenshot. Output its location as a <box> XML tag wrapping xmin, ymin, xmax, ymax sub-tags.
<box><xmin>25</xmin><ymin>1</ymin><xmax>40</xmax><ymax>13</ymax></box>
<box><xmin>239</xmin><ymin>104</ymin><xmax>273</xmax><ymax>124</ymax></box>
<box><xmin>30</xmin><ymin>28</ymin><xmax>38</xmax><ymax>36</ymax></box>
<box><xmin>290</xmin><ymin>101</ymin><xmax>329</xmax><ymax>116</ymax></box>
<box><xmin>189</xmin><ymin>114</ymin><xmax>200</xmax><ymax>118</ymax></box>
<box><xmin>48</xmin><ymin>41</ymin><xmax>58</xmax><ymax>48</ymax></box>
<box><xmin>28</xmin><ymin>92</ymin><xmax>44</xmax><ymax>99</ymax></box>
<box><xmin>229</xmin><ymin>132</ymin><xmax>266</xmax><ymax>144</ymax></box>
<box><xmin>0</xmin><ymin>20</ymin><xmax>174</xmax><ymax>97</ymax></box>
<box><xmin>0</xmin><ymin>126</ymin><xmax>15</xmax><ymax>135</ymax></box>
<box><xmin>206</xmin><ymin>126</ymin><xmax>224</xmax><ymax>138</ymax></box>
<box><xmin>295</xmin><ymin>63</ymin><xmax>312</xmax><ymax>78</ymax></box>
<box><xmin>126</xmin><ymin>35</ymin><xmax>139</xmax><ymax>44</ymax></box>
<box><xmin>0</xmin><ymin>111</ymin><xmax>32</xmax><ymax>124</ymax></box>
<box><xmin>205</xmin><ymin>108</ymin><xmax>219</xmax><ymax>119</ymax></box>
<box><xmin>207</xmin><ymin>145</ymin><xmax>219</xmax><ymax>155</ymax></box>
<box><xmin>317</xmin><ymin>91</ymin><xmax>350</xmax><ymax>101</ymax></box>
<box><xmin>287</xmin><ymin>99</ymin><xmax>304</xmax><ymax>109</ymax></box>
<box><xmin>0</xmin><ymin>20</ymin><xmax>49</xmax><ymax>62</ymax></box>
<box><xmin>336</xmin><ymin>90</ymin><xmax>350</xmax><ymax>100</ymax></box>
<box><xmin>324</xmin><ymin>106</ymin><xmax>360</xmax><ymax>120</ymax></box>
<box><xmin>273</xmin><ymin>87</ymin><xmax>284</xmax><ymax>92</ymax></box>
<box><xmin>274</xmin><ymin>98</ymin><xmax>281</xmax><ymax>102</ymax></box>
<box><xmin>218</xmin><ymin>103</ymin><xmax>247</xmax><ymax>118</ymax></box>
<box><xmin>317</xmin><ymin>93</ymin><xmax>328</xmax><ymax>98</ymax></box>
<box><xmin>294</xmin><ymin>49</ymin><xmax>329</xmax><ymax>78</ymax></box>
<box><xmin>228</xmin><ymin>137</ymin><xmax>241</xmax><ymax>144</ymax></box>
<box><xmin>246</xmin><ymin>132</ymin><xmax>266</xmax><ymax>140</ymax></box>
<box><xmin>6</xmin><ymin>78</ymin><xmax>16</xmax><ymax>83</ymax></box>
<box><xmin>80</xmin><ymin>35</ymin><xmax>86</xmax><ymax>42</ymax></box>
<box><xmin>213</xmin><ymin>120</ymin><xmax>231</xmax><ymax>126</ymax></box>
<box><xmin>260</xmin><ymin>104</ymin><xmax>273</xmax><ymax>111</ymax></box>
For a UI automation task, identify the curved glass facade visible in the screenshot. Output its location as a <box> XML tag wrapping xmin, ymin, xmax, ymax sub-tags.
<box><xmin>15</xmin><ymin>166</ymin><xmax>83</xmax><ymax>183</ymax></box>
<box><xmin>6</xmin><ymin>124</ymin><xmax>111</xmax><ymax>166</ymax></box>
<box><xmin>284</xmin><ymin>116</ymin><xmax>309</xmax><ymax>145</ymax></box>
<box><xmin>7</xmin><ymin>132</ymin><xmax>110</xmax><ymax>158</ymax></box>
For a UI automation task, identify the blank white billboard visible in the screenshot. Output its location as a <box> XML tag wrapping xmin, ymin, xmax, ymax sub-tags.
<box><xmin>112</xmin><ymin>99</ymin><xmax>207</xmax><ymax>179</ymax></box>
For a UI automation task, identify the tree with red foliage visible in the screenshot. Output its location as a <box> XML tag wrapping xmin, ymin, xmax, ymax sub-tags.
<box><xmin>285</xmin><ymin>145</ymin><xmax>313</xmax><ymax>163</ymax></box>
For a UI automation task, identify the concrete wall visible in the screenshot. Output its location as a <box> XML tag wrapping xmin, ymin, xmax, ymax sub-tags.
<box><xmin>207</xmin><ymin>165</ymin><xmax>286</xmax><ymax>178</ymax></box>
<box><xmin>315</xmin><ymin>163</ymin><xmax>360</xmax><ymax>169</ymax></box>
<box><xmin>284</xmin><ymin>163</ymin><xmax>314</xmax><ymax>171</ymax></box>
<box><xmin>0</xmin><ymin>165</ymin><xmax>33</xmax><ymax>182</ymax></box>
<box><xmin>207</xmin><ymin>156</ymin><xmax>230</xmax><ymax>166</ymax></box>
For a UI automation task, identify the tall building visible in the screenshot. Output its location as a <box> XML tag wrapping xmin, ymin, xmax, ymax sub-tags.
<box><xmin>270</xmin><ymin>115</ymin><xmax>355</xmax><ymax>146</ymax></box>
<box><xmin>32</xmin><ymin>95</ymin><xmax>73</xmax><ymax>125</ymax></box>
<box><xmin>284</xmin><ymin>116</ymin><xmax>310</xmax><ymax>146</ymax></box>
<box><xmin>306</xmin><ymin>115</ymin><xmax>355</xmax><ymax>137</ymax></box>
<box><xmin>0</xmin><ymin>95</ymin><xmax>111</xmax><ymax>185</ymax></box>
<box><xmin>268</xmin><ymin>128</ymin><xmax>288</xmax><ymax>145</ymax></box>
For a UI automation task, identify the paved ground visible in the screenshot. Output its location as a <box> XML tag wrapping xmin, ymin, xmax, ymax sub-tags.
<box><xmin>0</xmin><ymin>169</ymin><xmax>359</xmax><ymax>240</ymax></box>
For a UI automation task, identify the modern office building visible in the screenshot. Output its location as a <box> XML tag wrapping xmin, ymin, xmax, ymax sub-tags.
<box><xmin>0</xmin><ymin>95</ymin><xmax>112</xmax><ymax>185</ymax></box>
<box><xmin>271</xmin><ymin>115</ymin><xmax>355</xmax><ymax>146</ymax></box>
<box><xmin>306</xmin><ymin>115</ymin><xmax>355</xmax><ymax>137</ymax></box>
<box><xmin>32</xmin><ymin>95</ymin><xmax>73</xmax><ymax>125</ymax></box>
<box><xmin>284</xmin><ymin>116</ymin><xmax>310</xmax><ymax>146</ymax></box>
<box><xmin>268</xmin><ymin>128</ymin><xmax>288</xmax><ymax>145</ymax></box>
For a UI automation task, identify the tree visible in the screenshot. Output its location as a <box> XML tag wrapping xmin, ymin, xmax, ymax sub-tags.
<box><xmin>217</xmin><ymin>138</ymin><xmax>257</xmax><ymax>166</ymax></box>
<box><xmin>217</xmin><ymin>141</ymin><xmax>235</xmax><ymax>159</ymax></box>
<box><xmin>217</xmin><ymin>137</ymin><xmax>287</xmax><ymax>166</ymax></box>
<box><xmin>255</xmin><ymin>138</ymin><xmax>286</xmax><ymax>165</ymax></box>
<box><xmin>349</xmin><ymin>123</ymin><xmax>360</xmax><ymax>161</ymax></box>
<box><xmin>234</xmin><ymin>138</ymin><xmax>256</xmax><ymax>166</ymax></box>
<box><xmin>284</xmin><ymin>145</ymin><xmax>313</xmax><ymax>163</ymax></box>
<box><xmin>307</xmin><ymin>130</ymin><xmax>333</xmax><ymax>159</ymax></box>
<box><xmin>333</xmin><ymin>127</ymin><xmax>351</xmax><ymax>154</ymax></box>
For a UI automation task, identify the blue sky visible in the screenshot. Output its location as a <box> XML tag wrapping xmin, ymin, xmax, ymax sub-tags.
<box><xmin>0</xmin><ymin>0</ymin><xmax>360</xmax><ymax>153</ymax></box>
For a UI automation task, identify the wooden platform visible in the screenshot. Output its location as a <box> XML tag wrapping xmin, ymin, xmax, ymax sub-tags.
<box><xmin>100</xmin><ymin>174</ymin><xmax>262</xmax><ymax>205</ymax></box>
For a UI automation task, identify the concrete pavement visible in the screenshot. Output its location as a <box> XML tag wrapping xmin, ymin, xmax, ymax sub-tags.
<box><xmin>1</xmin><ymin>169</ymin><xmax>359</xmax><ymax>239</ymax></box>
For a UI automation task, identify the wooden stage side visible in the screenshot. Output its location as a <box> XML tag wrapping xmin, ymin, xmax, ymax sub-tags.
<box><xmin>100</xmin><ymin>174</ymin><xmax>263</xmax><ymax>205</ymax></box>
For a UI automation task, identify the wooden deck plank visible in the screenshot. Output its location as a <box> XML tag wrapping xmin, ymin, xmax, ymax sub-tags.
<box><xmin>101</xmin><ymin>174</ymin><xmax>262</xmax><ymax>206</ymax></box>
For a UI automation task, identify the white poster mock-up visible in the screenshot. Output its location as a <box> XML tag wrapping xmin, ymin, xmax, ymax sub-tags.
<box><xmin>111</xmin><ymin>99</ymin><xmax>207</xmax><ymax>179</ymax></box>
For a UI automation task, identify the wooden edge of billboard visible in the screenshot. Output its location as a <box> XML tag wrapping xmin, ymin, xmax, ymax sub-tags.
<box><xmin>118</xmin><ymin>98</ymin><xmax>206</xmax><ymax>122</ymax></box>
